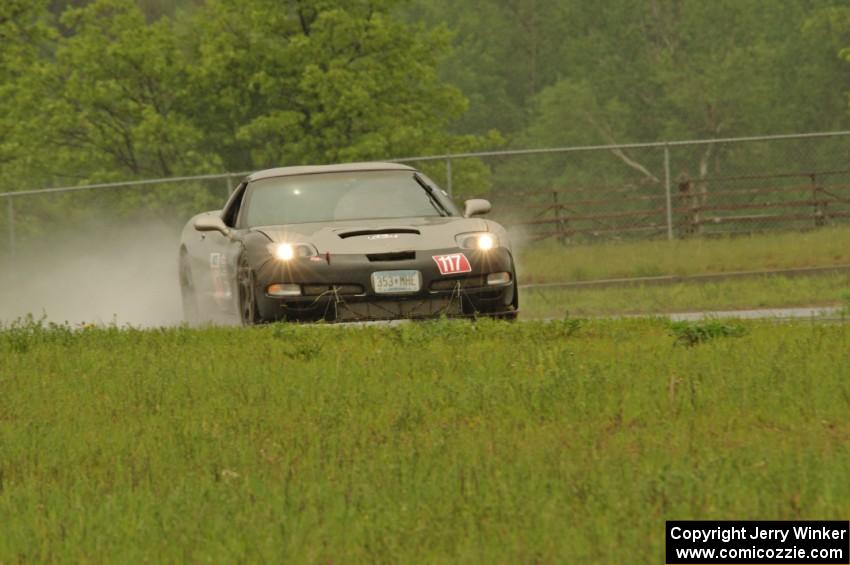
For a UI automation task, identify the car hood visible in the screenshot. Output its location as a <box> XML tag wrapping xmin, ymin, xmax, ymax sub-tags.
<box><xmin>253</xmin><ymin>216</ymin><xmax>488</xmax><ymax>253</ymax></box>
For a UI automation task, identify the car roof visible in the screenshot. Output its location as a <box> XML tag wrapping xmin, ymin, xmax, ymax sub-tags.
<box><xmin>246</xmin><ymin>162</ymin><xmax>416</xmax><ymax>182</ymax></box>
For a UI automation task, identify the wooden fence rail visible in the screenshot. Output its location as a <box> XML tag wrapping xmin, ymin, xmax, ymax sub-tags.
<box><xmin>491</xmin><ymin>170</ymin><xmax>850</xmax><ymax>241</ymax></box>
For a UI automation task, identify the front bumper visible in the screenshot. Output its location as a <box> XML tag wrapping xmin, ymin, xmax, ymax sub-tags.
<box><xmin>253</xmin><ymin>247</ymin><xmax>517</xmax><ymax>322</ymax></box>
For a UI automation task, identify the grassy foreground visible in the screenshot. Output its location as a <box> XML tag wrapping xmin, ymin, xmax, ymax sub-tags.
<box><xmin>1</xmin><ymin>319</ymin><xmax>849</xmax><ymax>562</ymax></box>
<box><xmin>518</xmin><ymin>226</ymin><xmax>850</xmax><ymax>283</ymax></box>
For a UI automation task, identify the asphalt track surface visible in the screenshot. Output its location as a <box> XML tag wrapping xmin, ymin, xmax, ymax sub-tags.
<box><xmin>519</xmin><ymin>265</ymin><xmax>850</xmax><ymax>291</ymax></box>
<box><xmin>330</xmin><ymin>306</ymin><xmax>845</xmax><ymax>327</ymax></box>
<box><xmin>635</xmin><ymin>306</ymin><xmax>842</xmax><ymax>322</ymax></box>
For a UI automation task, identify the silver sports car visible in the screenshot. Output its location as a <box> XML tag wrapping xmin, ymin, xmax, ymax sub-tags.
<box><xmin>178</xmin><ymin>162</ymin><xmax>518</xmax><ymax>324</ymax></box>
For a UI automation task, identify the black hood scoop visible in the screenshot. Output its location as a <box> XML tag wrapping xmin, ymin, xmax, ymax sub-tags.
<box><xmin>336</xmin><ymin>228</ymin><xmax>420</xmax><ymax>239</ymax></box>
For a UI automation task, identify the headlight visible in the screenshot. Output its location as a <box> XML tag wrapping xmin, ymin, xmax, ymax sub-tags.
<box><xmin>267</xmin><ymin>243</ymin><xmax>318</xmax><ymax>261</ymax></box>
<box><xmin>275</xmin><ymin>244</ymin><xmax>295</xmax><ymax>261</ymax></box>
<box><xmin>456</xmin><ymin>232</ymin><xmax>498</xmax><ymax>251</ymax></box>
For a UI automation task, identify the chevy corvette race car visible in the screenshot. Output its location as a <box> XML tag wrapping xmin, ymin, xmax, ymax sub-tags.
<box><xmin>178</xmin><ymin>162</ymin><xmax>518</xmax><ymax>324</ymax></box>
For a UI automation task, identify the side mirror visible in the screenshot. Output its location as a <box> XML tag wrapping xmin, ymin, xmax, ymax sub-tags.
<box><xmin>194</xmin><ymin>215</ymin><xmax>230</xmax><ymax>236</ymax></box>
<box><xmin>463</xmin><ymin>199</ymin><xmax>492</xmax><ymax>218</ymax></box>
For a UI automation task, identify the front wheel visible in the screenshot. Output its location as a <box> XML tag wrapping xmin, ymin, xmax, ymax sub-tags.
<box><xmin>493</xmin><ymin>310</ymin><xmax>519</xmax><ymax>321</ymax></box>
<box><xmin>179</xmin><ymin>254</ymin><xmax>201</xmax><ymax>325</ymax></box>
<box><xmin>464</xmin><ymin>269</ymin><xmax>519</xmax><ymax>321</ymax></box>
<box><xmin>489</xmin><ymin>269</ymin><xmax>519</xmax><ymax>320</ymax></box>
<box><xmin>237</xmin><ymin>255</ymin><xmax>261</xmax><ymax>325</ymax></box>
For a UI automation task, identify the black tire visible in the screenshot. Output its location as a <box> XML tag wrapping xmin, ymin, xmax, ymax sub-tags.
<box><xmin>179</xmin><ymin>253</ymin><xmax>201</xmax><ymax>325</ymax></box>
<box><xmin>237</xmin><ymin>255</ymin><xmax>261</xmax><ymax>325</ymax></box>
<box><xmin>495</xmin><ymin>310</ymin><xmax>519</xmax><ymax>321</ymax></box>
<box><xmin>508</xmin><ymin>271</ymin><xmax>519</xmax><ymax>318</ymax></box>
<box><xmin>492</xmin><ymin>270</ymin><xmax>519</xmax><ymax>320</ymax></box>
<box><xmin>467</xmin><ymin>269</ymin><xmax>519</xmax><ymax>321</ymax></box>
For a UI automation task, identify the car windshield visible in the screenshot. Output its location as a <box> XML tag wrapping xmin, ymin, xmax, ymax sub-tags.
<box><xmin>240</xmin><ymin>170</ymin><xmax>457</xmax><ymax>227</ymax></box>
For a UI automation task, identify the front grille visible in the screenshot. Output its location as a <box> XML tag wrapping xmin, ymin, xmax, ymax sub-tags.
<box><xmin>336</xmin><ymin>297</ymin><xmax>461</xmax><ymax>321</ymax></box>
<box><xmin>430</xmin><ymin>275</ymin><xmax>487</xmax><ymax>291</ymax></box>
<box><xmin>302</xmin><ymin>284</ymin><xmax>364</xmax><ymax>296</ymax></box>
<box><xmin>366</xmin><ymin>251</ymin><xmax>415</xmax><ymax>262</ymax></box>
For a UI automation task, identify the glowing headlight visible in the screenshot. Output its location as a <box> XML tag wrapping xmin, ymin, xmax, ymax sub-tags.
<box><xmin>456</xmin><ymin>232</ymin><xmax>499</xmax><ymax>250</ymax></box>
<box><xmin>477</xmin><ymin>234</ymin><xmax>495</xmax><ymax>250</ymax></box>
<box><xmin>275</xmin><ymin>243</ymin><xmax>295</xmax><ymax>261</ymax></box>
<box><xmin>267</xmin><ymin>242</ymin><xmax>318</xmax><ymax>261</ymax></box>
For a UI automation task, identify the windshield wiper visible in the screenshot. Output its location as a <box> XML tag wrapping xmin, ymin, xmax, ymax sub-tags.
<box><xmin>414</xmin><ymin>174</ymin><xmax>448</xmax><ymax>217</ymax></box>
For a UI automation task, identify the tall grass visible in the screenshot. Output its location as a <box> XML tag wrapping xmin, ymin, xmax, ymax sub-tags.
<box><xmin>1</xmin><ymin>318</ymin><xmax>849</xmax><ymax>562</ymax></box>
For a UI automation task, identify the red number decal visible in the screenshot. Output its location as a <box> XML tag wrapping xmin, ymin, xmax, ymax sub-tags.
<box><xmin>432</xmin><ymin>253</ymin><xmax>472</xmax><ymax>275</ymax></box>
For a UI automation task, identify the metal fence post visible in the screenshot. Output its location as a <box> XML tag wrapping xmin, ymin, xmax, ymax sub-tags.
<box><xmin>552</xmin><ymin>190</ymin><xmax>567</xmax><ymax>245</ymax></box>
<box><xmin>225</xmin><ymin>174</ymin><xmax>234</xmax><ymax>195</ymax></box>
<box><xmin>7</xmin><ymin>198</ymin><xmax>16</xmax><ymax>258</ymax></box>
<box><xmin>811</xmin><ymin>173</ymin><xmax>826</xmax><ymax>227</ymax></box>
<box><xmin>445</xmin><ymin>158</ymin><xmax>453</xmax><ymax>197</ymax></box>
<box><xmin>664</xmin><ymin>144</ymin><xmax>673</xmax><ymax>240</ymax></box>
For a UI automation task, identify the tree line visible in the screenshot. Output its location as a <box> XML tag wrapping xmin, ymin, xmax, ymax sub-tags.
<box><xmin>3</xmin><ymin>0</ymin><xmax>850</xmax><ymax>196</ymax></box>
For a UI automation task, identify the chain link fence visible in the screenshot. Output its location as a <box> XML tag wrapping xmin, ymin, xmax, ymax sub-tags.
<box><xmin>2</xmin><ymin>131</ymin><xmax>850</xmax><ymax>260</ymax></box>
<box><xmin>0</xmin><ymin>174</ymin><xmax>243</xmax><ymax>260</ymax></box>
<box><xmin>397</xmin><ymin>131</ymin><xmax>850</xmax><ymax>244</ymax></box>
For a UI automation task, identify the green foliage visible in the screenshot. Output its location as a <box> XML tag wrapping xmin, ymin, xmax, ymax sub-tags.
<box><xmin>409</xmin><ymin>0</ymin><xmax>850</xmax><ymax>196</ymax></box>
<box><xmin>1</xmin><ymin>319</ymin><xmax>849</xmax><ymax>561</ymax></box>
<box><xmin>406</xmin><ymin>0</ymin><xmax>575</xmax><ymax>137</ymax></box>
<box><xmin>49</xmin><ymin>0</ymin><xmax>222</xmax><ymax>179</ymax></box>
<box><xmin>669</xmin><ymin>320</ymin><xmax>748</xmax><ymax>347</ymax></box>
<box><xmin>508</xmin><ymin>1</ymin><xmax>850</xmax><ymax>191</ymax></box>
<box><xmin>0</xmin><ymin>314</ymin><xmax>78</xmax><ymax>353</ymax></box>
<box><xmin>412</xmin><ymin>0</ymin><xmax>850</xmax><ymax>143</ymax></box>
<box><xmin>1</xmin><ymin>0</ymin><xmax>493</xmax><ymax>196</ymax></box>
<box><xmin>0</xmin><ymin>0</ymin><xmax>54</xmax><ymax>189</ymax></box>
<box><xmin>6</xmin><ymin>1</ymin><xmax>850</xmax><ymax>219</ymax></box>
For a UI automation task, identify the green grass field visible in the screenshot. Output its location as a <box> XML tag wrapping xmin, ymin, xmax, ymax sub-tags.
<box><xmin>521</xmin><ymin>273</ymin><xmax>850</xmax><ymax>318</ymax></box>
<box><xmin>2</xmin><ymin>318</ymin><xmax>849</xmax><ymax>562</ymax></box>
<box><xmin>517</xmin><ymin>226</ymin><xmax>850</xmax><ymax>283</ymax></box>
<box><xmin>514</xmin><ymin>227</ymin><xmax>850</xmax><ymax>316</ymax></box>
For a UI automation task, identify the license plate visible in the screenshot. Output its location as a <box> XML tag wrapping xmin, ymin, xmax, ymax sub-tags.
<box><xmin>371</xmin><ymin>270</ymin><xmax>421</xmax><ymax>294</ymax></box>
